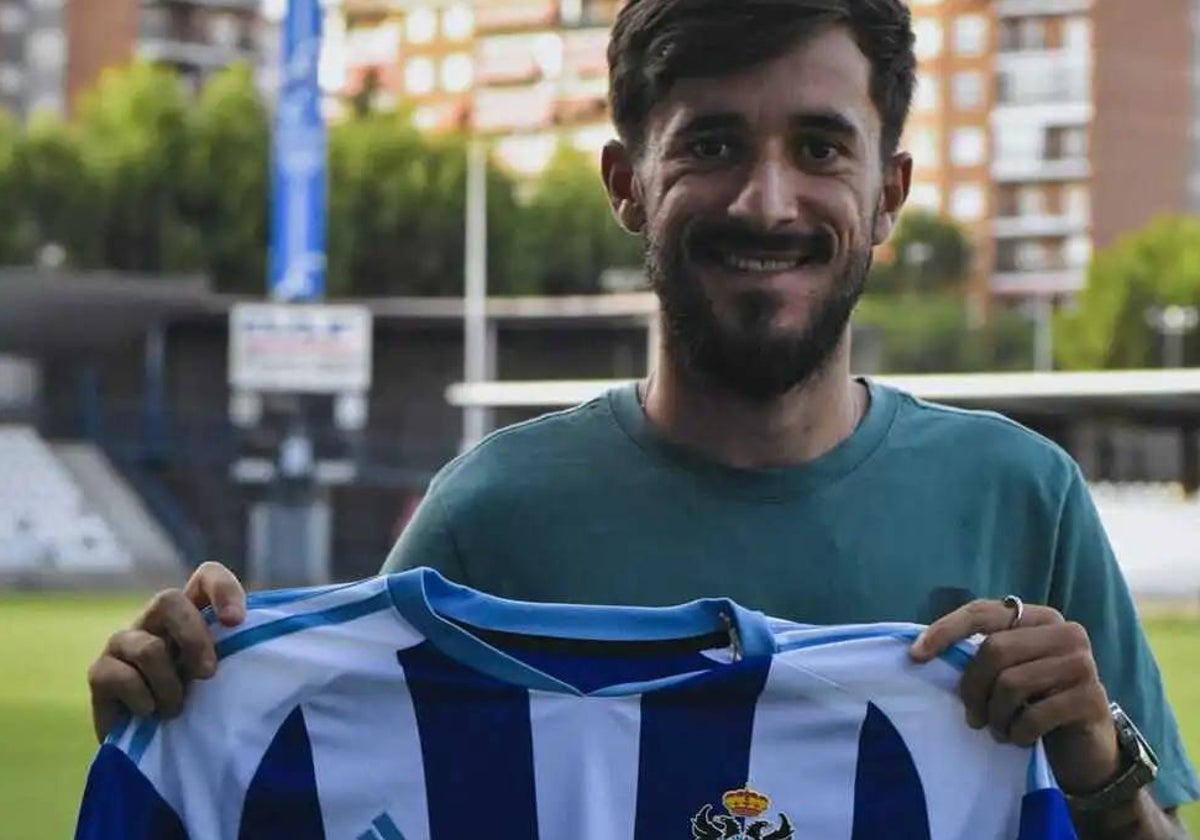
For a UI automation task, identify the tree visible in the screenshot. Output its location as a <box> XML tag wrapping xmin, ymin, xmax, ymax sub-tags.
<box><xmin>11</xmin><ymin>114</ymin><xmax>104</xmax><ymax>269</ymax></box>
<box><xmin>505</xmin><ymin>143</ymin><xmax>642</xmax><ymax>296</ymax></box>
<box><xmin>326</xmin><ymin>114</ymin><xmax>520</xmax><ymax>297</ymax></box>
<box><xmin>869</xmin><ymin>209</ymin><xmax>973</xmax><ymax>296</ymax></box>
<box><xmin>1055</xmin><ymin>214</ymin><xmax>1200</xmax><ymax>370</ymax></box>
<box><xmin>76</xmin><ymin>61</ymin><xmax>203</xmax><ymax>274</ymax></box>
<box><xmin>0</xmin><ymin>108</ymin><xmax>23</xmax><ymax>264</ymax></box>
<box><xmin>182</xmin><ymin>62</ymin><xmax>270</xmax><ymax>293</ymax></box>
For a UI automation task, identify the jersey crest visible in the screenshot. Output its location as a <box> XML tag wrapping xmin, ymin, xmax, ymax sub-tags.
<box><xmin>691</xmin><ymin>787</ymin><xmax>793</xmax><ymax>840</ymax></box>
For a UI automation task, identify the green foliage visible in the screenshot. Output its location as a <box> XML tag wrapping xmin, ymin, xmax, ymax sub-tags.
<box><xmin>0</xmin><ymin>66</ymin><xmax>648</xmax><ymax>299</ymax></box>
<box><xmin>76</xmin><ymin>61</ymin><xmax>203</xmax><ymax>274</ymax></box>
<box><xmin>1055</xmin><ymin>214</ymin><xmax>1200</xmax><ymax>370</ymax></box>
<box><xmin>870</xmin><ymin>209</ymin><xmax>973</xmax><ymax>295</ymax></box>
<box><xmin>855</xmin><ymin>294</ymin><xmax>1034</xmax><ymax>374</ymax></box>
<box><xmin>183</xmin><ymin>62</ymin><xmax>270</xmax><ymax>293</ymax></box>
<box><xmin>505</xmin><ymin>144</ymin><xmax>642</xmax><ymax>295</ymax></box>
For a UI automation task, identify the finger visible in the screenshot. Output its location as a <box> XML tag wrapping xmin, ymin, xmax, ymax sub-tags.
<box><xmin>1009</xmin><ymin>684</ymin><xmax>1109</xmax><ymax>749</ymax></box>
<box><xmin>88</xmin><ymin>655</ymin><xmax>155</xmax><ymax>742</ymax></box>
<box><xmin>985</xmin><ymin>652</ymin><xmax>1094</xmax><ymax>741</ymax></box>
<box><xmin>184</xmin><ymin>561</ymin><xmax>246</xmax><ymax>627</ymax></box>
<box><xmin>136</xmin><ymin>589</ymin><xmax>218</xmax><ymax>680</ymax></box>
<box><xmin>106</xmin><ymin>630</ymin><xmax>186</xmax><ymax>720</ymax></box>
<box><xmin>910</xmin><ymin>599</ymin><xmax>1064</xmax><ymax>662</ymax></box>
<box><xmin>960</xmin><ymin>624</ymin><xmax>1089</xmax><ymax>725</ymax></box>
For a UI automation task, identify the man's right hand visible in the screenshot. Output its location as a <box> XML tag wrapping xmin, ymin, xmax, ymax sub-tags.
<box><xmin>87</xmin><ymin>561</ymin><xmax>247</xmax><ymax>743</ymax></box>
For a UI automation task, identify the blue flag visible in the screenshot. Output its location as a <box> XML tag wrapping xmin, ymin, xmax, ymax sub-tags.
<box><xmin>268</xmin><ymin>0</ymin><xmax>326</xmax><ymax>302</ymax></box>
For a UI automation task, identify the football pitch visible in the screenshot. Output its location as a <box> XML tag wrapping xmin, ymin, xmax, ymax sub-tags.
<box><xmin>1</xmin><ymin>594</ymin><xmax>1197</xmax><ymax>840</ymax></box>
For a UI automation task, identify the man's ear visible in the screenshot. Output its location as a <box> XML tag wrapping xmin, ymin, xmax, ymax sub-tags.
<box><xmin>873</xmin><ymin>151</ymin><xmax>913</xmax><ymax>245</ymax></box>
<box><xmin>602</xmin><ymin>140</ymin><xmax>645</xmax><ymax>233</ymax></box>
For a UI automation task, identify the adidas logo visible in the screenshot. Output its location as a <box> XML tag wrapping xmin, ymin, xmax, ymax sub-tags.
<box><xmin>356</xmin><ymin>812</ymin><xmax>406</xmax><ymax>840</ymax></box>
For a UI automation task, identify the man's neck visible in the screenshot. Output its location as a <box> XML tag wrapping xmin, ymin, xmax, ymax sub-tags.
<box><xmin>640</xmin><ymin>337</ymin><xmax>867</xmax><ymax>470</ymax></box>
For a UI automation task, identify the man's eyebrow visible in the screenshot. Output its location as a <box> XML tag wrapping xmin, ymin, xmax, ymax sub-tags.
<box><xmin>791</xmin><ymin>110</ymin><xmax>862</xmax><ymax>141</ymax></box>
<box><xmin>672</xmin><ymin>112</ymin><xmax>748</xmax><ymax>136</ymax></box>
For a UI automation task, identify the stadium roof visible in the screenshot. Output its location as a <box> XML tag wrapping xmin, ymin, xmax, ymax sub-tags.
<box><xmin>0</xmin><ymin>269</ymin><xmax>212</xmax><ymax>354</ymax></box>
<box><xmin>446</xmin><ymin>369</ymin><xmax>1200</xmax><ymax>419</ymax></box>
<box><xmin>0</xmin><ymin>270</ymin><xmax>658</xmax><ymax>356</ymax></box>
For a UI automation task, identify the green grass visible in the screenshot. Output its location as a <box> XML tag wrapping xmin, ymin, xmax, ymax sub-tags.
<box><xmin>0</xmin><ymin>595</ymin><xmax>1197</xmax><ymax>839</ymax></box>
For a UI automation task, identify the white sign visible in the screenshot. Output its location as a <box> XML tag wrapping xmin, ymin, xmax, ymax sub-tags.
<box><xmin>229</xmin><ymin>303</ymin><xmax>373</xmax><ymax>394</ymax></box>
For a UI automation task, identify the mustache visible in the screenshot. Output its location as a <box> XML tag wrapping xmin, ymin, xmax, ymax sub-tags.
<box><xmin>682</xmin><ymin>218</ymin><xmax>837</xmax><ymax>262</ymax></box>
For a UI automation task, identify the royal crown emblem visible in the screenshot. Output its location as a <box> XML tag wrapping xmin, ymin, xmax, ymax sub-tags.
<box><xmin>691</xmin><ymin>785</ymin><xmax>793</xmax><ymax>840</ymax></box>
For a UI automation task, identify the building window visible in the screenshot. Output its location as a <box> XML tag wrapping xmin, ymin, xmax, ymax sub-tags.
<box><xmin>1018</xmin><ymin>186</ymin><xmax>1045</xmax><ymax>217</ymax></box>
<box><xmin>909</xmin><ymin>183</ymin><xmax>942</xmax><ymax>212</ymax></box>
<box><xmin>441</xmin><ymin>53</ymin><xmax>472</xmax><ymax>92</ymax></box>
<box><xmin>28</xmin><ymin>28</ymin><xmax>64</xmax><ymax>70</ymax></box>
<box><xmin>404</xmin><ymin>57</ymin><xmax>435</xmax><ymax>94</ymax></box>
<box><xmin>953</xmin><ymin>71</ymin><xmax>984</xmax><ymax>109</ymax></box>
<box><xmin>951</xmin><ymin>184</ymin><xmax>987</xmax><ymax>221</ymax></box>
<box><xmin>443</xmin><ymin>4</ymin><xmax>473</xmax><ymax>41</ymax></box>
<box><xmin>951</xmin><ymin>126</ymin><xmax>986</xmax><ymax>167</ymax></box>
<box><xmin>1065</xmin><ymin>185</ymin><xmax>1090</xmax><ymax>222</ymax></box>
<box><xmin>914</xmin><ymin>19</ymin><xmax>943</xmax><ymax>60</ymax></box>
<box><xmin>1065</xmin><ymin>235</ymin><xmax>1092</xmax><ymax>267</ymax></box>
<box><xmin>1016</xmin><ymin>241</ymin><xmax>1048</xmax><ymax>271</ymax></box>
<box><xmin>208</xmin><ymin>13</ymin><xmax>242</xmax><ymax>49</ymax></box>
<box><xmin>0</xmin><ymin>2</ymin><xmax>27</xmax><ymax>33</ymax></box>
<box><xmin>908</xmin><ymin>126</ymin><xmax>941</xmax><ymax>166</ymax></box>
<box><xmin>1064</xmin><ymin>17</ymin><xmax>1092</xmax><ymax>53</ymax></box>
<box><xmin>954</xmin><ymin>14</ymin><xmax>987</xmax><ymax>56</ymax></box>
<box><xmin>1046</xmin><ymin>126</ymin><xmax>1088</xmax><ymax>160</ymax></box>
<box><xmin>405</xmin><ymin>7</ymin><xmax>437</xmax><ymax>44</ymax></box>
<box><xmin>914</xmin><ymin>73</ymin><xmax>940</xmax><ymax>112</ymax></box>
<box><xmin>0</xmin><ymin>63</ymin><xmax>23</xmax><ymax>94</ymax></box>
<box><xmin>1000</xmin><ymin>17</ymin><xmax>1047</xmax><ymax>52</ymax></box>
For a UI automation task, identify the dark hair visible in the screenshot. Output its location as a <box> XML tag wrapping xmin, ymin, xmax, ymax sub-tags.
<box><xmin>608</xmin><ymin>0</ymin><xmax>917</xmax><ymax>159</ymax></box>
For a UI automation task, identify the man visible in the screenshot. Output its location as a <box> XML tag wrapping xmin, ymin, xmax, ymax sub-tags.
<box><xmin>87</xmin><ymin>0</ymin><xmax>1197</xmax><ymax>837</ymax></box>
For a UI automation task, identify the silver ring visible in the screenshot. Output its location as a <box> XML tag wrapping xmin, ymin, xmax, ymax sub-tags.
<box><xmin>1002</xmin><ymin>594</ymin><xmax>1024</xmax><ymax>629</ymax></box>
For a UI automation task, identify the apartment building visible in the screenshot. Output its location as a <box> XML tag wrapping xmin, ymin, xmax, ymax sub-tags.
<box><xmin>0</xmin><ymin>0</ymin><xmax>264</xmax><ymax>119</ymax></box>
<box><xmin>340</xmin><ymin>0</ymin><xmax>617</xmax><ymax>174</ymax></box>
<box><xmin>907</xmin><ymin>0</ymin><xmax>1197</xmax><ymax>305</ymax></box>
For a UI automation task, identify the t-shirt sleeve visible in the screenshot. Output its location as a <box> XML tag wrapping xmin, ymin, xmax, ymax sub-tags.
<box><xmin>380</xmin><ymin>481</ymin><xmax>470</xmax><ymax>583</ymax></box>
<box><xmin>1049</xmin><ymin>466</ymin><xmax>1199</xmax><ymax>809</ymax></box>
<box><xmin>75</xmin><ymin>743</ymin><xmax>188</xmax><ymax>840</ymax></box>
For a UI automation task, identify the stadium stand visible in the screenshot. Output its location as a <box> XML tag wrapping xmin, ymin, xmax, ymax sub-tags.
<box><xmin>1090</xmin><ymin>483</ymin><xmax>1200</xmax><ymax>600</ymax></box>
<box><xmin>0</xmin><ymin>426</ymin><xmax>182</xmax><ymax>586</ymax></box>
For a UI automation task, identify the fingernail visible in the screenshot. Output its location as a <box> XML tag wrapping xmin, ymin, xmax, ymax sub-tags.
<box><xmin>199</xmin><ymin>655</ymin><xmax>216</xmax><ymax>677</ymax></box>
<box><xmin>219</xmin><ymin>605</ymin><xmax>241</xmax><ymax>624</ymax></box>
<box><xmin>909</xmin><ymin>633</ymin><xmax>927</xmax><ymax>658</ymax></box>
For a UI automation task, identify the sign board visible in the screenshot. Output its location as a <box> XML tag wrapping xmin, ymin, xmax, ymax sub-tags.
<box><xmin>229</xmin><ymin>303</ymin><xmax>373</xmax><ymax>394</ymax></box>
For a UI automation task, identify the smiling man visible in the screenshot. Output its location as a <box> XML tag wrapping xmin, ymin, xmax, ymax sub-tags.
<box><xmin>87</xmin><ymin>1</ymin><xmax>1197</xmax><ymax>837</ymax></box>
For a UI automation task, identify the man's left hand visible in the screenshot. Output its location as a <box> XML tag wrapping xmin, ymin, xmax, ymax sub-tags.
<box><xmin>909</xmin><ymin>598</ymin><xmax>1121</xmax><ymax>796</ymax></box>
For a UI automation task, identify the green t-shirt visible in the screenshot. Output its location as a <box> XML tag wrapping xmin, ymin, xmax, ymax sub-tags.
<box><xmin>382</xmin><ymin>379</ymin><xmax>1199</xmax><ymax>808</ymax></box>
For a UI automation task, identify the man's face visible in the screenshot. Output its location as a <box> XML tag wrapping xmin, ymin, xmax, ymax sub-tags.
<box><xmin>607</xmin><ymin>26</ymin><xmax>910</xmax><ymax>401</ymax></box>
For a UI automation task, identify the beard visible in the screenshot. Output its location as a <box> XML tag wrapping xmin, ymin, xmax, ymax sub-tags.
<box><xmin>645</xmin><ymin>215</ymin><xmax>875</xmax><ymax>403</ymax></box>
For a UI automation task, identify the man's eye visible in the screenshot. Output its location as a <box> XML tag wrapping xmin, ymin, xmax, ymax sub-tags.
<box><xmin>689</xmin><ymin>138</ymin><xmax>736</xmax><ymax>161</ymax></box>
<box><xmin>800</xmin><ymin>140</ymin><xmax>841</xmax><ymax>163</ymax></box>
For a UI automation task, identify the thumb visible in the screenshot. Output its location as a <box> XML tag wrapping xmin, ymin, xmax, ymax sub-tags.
<box><xmin>185</xmin><ymin>561</ymin><xmax>247</xmax><ymax>627</ymax></box>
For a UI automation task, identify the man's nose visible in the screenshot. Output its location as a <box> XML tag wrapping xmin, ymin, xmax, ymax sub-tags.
<box><xmin>727</xmin><ymin>152</ymin><xmax>801</xmax><ymax>231</ymax></box>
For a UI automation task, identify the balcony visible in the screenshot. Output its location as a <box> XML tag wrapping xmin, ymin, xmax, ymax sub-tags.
<box><xmin>142</xmin><ymin>0</ymin><xmax>259</xmax><ymax>11</ymax></box>
<box><xmin>993</xmin><ymin>214</ymin><xmax>1088</xmax><ymax>239</ymax></box>
<box><xmin>990</xmin><ymin>268</ymin><xmax>1086</xmax><ymax>297</ymax></box>
<box><xmin>138</xmin><ymin>37</ymin><xmax>255</xmax><ymax>69</ymax></box>
<box><xmin>992</xmin><ymin>157</ymin><xmax>1090</xmax><ymax>184</ymax></box>
<box><xmin>996</xmin><ymin>0</ymin><xmax>1092</xmax><ymax>19</ymax></box>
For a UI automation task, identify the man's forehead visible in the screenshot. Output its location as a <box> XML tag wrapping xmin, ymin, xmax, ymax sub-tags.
<box><xmin>652</xmin><ymin>27</ymin><xmax>879</xmax><ymax>140</ymax></box>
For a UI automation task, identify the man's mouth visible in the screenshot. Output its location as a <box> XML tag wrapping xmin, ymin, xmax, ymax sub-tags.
<box><xmin>717</xmin><ymin>250</ymin><xmax>813</xmax><ymax>272</ymax></box>
<box><xmin>684</xmin><ymin>224</ymin><xmax>835</xmax><ymax>275</ymax></box>
<box><xmin>691</xmin><ymin>239</ymin><xmax>828</xmax><ymax>274</ymax></box>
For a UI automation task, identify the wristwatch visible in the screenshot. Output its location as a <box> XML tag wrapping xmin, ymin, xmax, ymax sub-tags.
<box><xmin>1066</xmin><ymin>702</ymin><xmax>1160</xmax><ymax>812</ymax></box>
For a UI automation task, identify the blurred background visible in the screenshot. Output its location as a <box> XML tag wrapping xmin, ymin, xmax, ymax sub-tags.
<box><xmin>0</xmin><ymin>0</ymin><xmax>1198</xmax><ymax>836</ymax></box>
